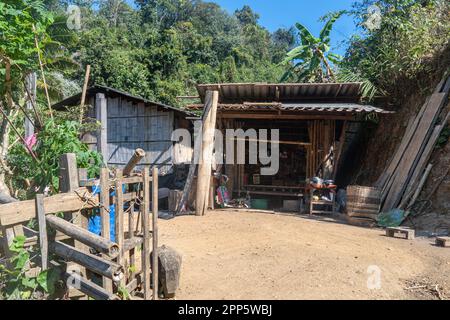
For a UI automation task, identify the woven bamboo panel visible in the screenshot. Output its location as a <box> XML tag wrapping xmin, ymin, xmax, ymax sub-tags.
<box><xmin>346</xmin><ymin>185</ymin><xmax>381</xmax><ymax>219</ymax></box>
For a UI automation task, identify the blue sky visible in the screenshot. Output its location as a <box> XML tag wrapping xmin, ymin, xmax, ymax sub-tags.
<box><xmin>212</xmin><ymin>0</ymin><xmax>358</xmax><ymax>55</ymax></box>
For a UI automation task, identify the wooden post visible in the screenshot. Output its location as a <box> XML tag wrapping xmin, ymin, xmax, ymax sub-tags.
<box><xmin>152</xmin><ymin>167</ymin><xmax>159</xmax><ymax>300</ymax></box>
<box><xmin>36</xmin><ymin>194</ymin><xmax>48</xmax><ymax>270</ymax></box>
<box><xmin>96</xmin><ymin>93</ymin><xmax>108</xmax><ymax>162</ymax></box>
<box><xmin>196</xmin><ymin>90</ymin><xmax>219</xmax><ymax>216</ymax></box>
<box><xmin>128</xmin><ymin>199</ymin><xmax>136</xmax><ymax>279</ymax></box>
<box><xmin>59</xmin><ymin>153</ymin><xmax>79</xmax><ymax>193</ymax></box>
<box><xmin>99</xmin><ymin>167</ymin><xmax>112</xmax><ymax>292</ymax></box>
<box><xmin>142</xmin><ymin>167</ymin><xmax>151</xmax><ymax>300</ymax></box>
<box><xmin>123</xmin><ymin>149</ymin><xmax>146</xmax><ymax>176</ymax></box>
<box><xmin>59</xmin><ymin>153</ymin><xmax>88</xmax><ymax>291</ymax></box>
<box><xmin>114</xmin><ymin>169</ymin><xmax>125</xmax><ymax>287</ymax></box>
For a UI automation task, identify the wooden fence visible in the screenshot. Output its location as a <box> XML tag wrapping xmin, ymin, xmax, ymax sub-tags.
<box><xmin>0</xmin><ymin>150</ymin><xmax>159</xmax><ymax>300</ymax></box>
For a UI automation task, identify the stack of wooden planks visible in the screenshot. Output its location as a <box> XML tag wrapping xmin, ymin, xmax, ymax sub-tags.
<box><xmin>376</xmin><ymin>75</ymin><xmax>450</xmax><ymax>213</ymax></box>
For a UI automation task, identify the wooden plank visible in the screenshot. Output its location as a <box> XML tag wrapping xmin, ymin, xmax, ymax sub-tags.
<box><xmin>403</xmin><ymin>111</ymin><xmax>450</xmax><ymax>202</ymax></box>
<box><xmin>142</xmin><ymin>167</ymin><xmax>151</xmax><ymax>300</ymax></box>
<box><xmin>152</xmin><ymin>167</ymin><xmax>159</xmax><ymax>300</ymax></box>
<box><xmin>0</xmin><ymin>190</ymin><xmax>102</xmax><ymax>228</ymax></box>
<box><xmin>96</xmin><ymin>93</ymin><xmax>108</xmax><ymax>162</ymax></box>
<box><xmin>405</xmin><ymin>164</ymin><xmax>433</xmax><ymax>210</ymax></box>
<box><xmin>35</xmin><ymin>194</ymin><xmax>48</xmax><ymax>270</ymax></box>
<box><xmin>382</xmin><ymin>93</ymin><xmax>447</xmax><ymax>211</ymax></box>
<box><xmin>377</xmin><ymin>100</ymin><xmax>429</xmax><ymax>191</ymax></box>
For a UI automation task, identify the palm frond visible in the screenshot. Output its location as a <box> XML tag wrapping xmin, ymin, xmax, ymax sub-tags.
<box><xmin>295</xmin><ymin>22</ymin><xmax>316</xmax><ymax>45</ymax></box>
<box><xmin>282</xmin><ymin>45</ymin><xmax>311</xmax><ymax>64</ymax></box>
<box><xmin>336</xmin><ymin>68</ymin><xmax>381</xmax><ymax>101</ymax></box>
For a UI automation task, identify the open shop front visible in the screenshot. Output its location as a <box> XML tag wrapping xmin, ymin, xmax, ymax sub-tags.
<box><xmin>216</xmin><ymin>116</ymin><xmax>346</xmax><ymax>212</ymax></box>
<box><xmin>187</xmin><ymin>83</ymin><xmax>390</xmax><ymax>215</ymax></box>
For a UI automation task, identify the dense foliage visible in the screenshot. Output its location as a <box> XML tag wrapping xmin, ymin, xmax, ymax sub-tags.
<box><xmin>0</xmin><ymin>236</ymin><xmax>60</xmax><ymax>300</ymax></box>
<box><xmin>8</xmin><ymin>118</ymin><xmax>103</xmax><ymax>198</ymax></box>
<box><xmin>341</xmin><ymin>0</ymin><xmax>450</xmax><ymax>101</ymax></box>
<box><xmin>44</xmin><ymin>0</ymin><xmax>295</xmax><ymax>106</ymax></box>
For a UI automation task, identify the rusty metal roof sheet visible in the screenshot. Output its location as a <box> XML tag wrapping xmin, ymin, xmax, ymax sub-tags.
<box><xmin>196</xmin><ymin>82</ymin><xmax>364</xmax><ymax>103</ymax></box>
<box><xmin>52</xmin><ymin>85</ymin><xmax>194</xmax><ymax>117</ymax></box>
<box><xmin>186</xmin><ymin>102</ymin><xmax>391</xmax><ymax>114</ymax></box>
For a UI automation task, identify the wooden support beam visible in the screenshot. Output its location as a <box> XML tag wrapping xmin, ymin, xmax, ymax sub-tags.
<box><xmin>196</xmin><ymin>90</ymin><xmax>219</xmax><ymax>216</ymax></box>
<box><xmin>152</xmin><ymin>167</ymin><xmax>159</xmax><ymax>300</ymax></box>
<box><xmin>50</xmin><ymin>241</ymin><xmax>124</xmax><ymax>281</ymax></box>
<box><xmin>123</xmin><ymin>149</ymin><xmax>146</xmax><ymax>176</ymax></box>
<box><xmin>142</xmin><ymin>167</ymin><xmax>151</xmax><ymax>300</ymax></box>
<box><xmin>35</xmin><ymin>194</ymin><xmax>48</xmax><ymax>270</ymax></box>
<box><xmin>46</xmin><ymin>214</ymin><xmax>119</xmax><ymax>258</ymax></box>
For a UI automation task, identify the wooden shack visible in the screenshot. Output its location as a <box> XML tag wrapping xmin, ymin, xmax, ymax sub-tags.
<box><xmin>53</xmin><ymin>85</ymin><xmax>194</xmax><ymax>175</ymax></box>
<box><xmin>186</xmin><ymin>83</ymin><xmax>390</xmax><ymax>204</ymax></box>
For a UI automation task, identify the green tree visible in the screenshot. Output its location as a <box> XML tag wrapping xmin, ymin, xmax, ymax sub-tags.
<box><xmin>281</xmin><ymin>11</ymin><xmax>344</xmax><ymax>83</ymax></box>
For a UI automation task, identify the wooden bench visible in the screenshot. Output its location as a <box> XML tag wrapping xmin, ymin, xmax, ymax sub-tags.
<box><xmin>386</xmin><ymin>227</ymin><xmax>415</xmax><ymax>240</ymax></box>
<box><xmin>436</xmin><ymin>236</ymin><xmax>450</xmax><ymax>248</ymax></box>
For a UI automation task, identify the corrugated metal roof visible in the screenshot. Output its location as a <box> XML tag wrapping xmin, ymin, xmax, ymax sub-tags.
<box><xmin>186</xmin><ymin>102</ymin><xmax>391</xmax><ymax>114</ymax></box>
<box><xmin>196</xmin><ymin>82</ymin><xmax>364</xmax><ymax>103</ymax></box>
<box><xmin>52</xmin><ymin>85</ymin><xmax>194</xmax><ymax>117</ymax></box>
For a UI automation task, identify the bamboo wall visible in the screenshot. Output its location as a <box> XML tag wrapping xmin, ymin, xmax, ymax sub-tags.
<box><xmin>82</xmin><ymin>95</ymin><xmax>178</xmax><ymax>174</ymax></box>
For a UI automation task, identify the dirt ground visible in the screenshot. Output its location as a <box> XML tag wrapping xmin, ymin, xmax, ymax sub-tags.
<box><xmin>158</xmin><ymin>209</ymin><xmax>450</xmax><ymax>300</ymax></box>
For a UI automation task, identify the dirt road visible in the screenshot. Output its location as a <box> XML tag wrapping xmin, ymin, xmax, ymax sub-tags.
<box><xmin>159</xmin><ymin>210</ymin><xmax>450</xmax><ymax>300</ymax></box>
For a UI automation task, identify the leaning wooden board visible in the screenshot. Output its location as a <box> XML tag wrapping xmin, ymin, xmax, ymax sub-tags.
<box><xmin>382</xmin><ymin>93</ymin><xmax>447</xmax><ymax>211</ymax></box>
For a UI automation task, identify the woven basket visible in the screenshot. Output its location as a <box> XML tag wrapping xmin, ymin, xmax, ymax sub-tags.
<box><xmin>346</xmin><ymin>185</ymin><xmax>381</xmax><ymax>219</ymax></box>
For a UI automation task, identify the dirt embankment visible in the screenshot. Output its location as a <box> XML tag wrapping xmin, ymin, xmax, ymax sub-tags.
<box><xmin>348</xmin><ymin>48</ymin><xmax>450</xmax><ymax>233</ymax></box>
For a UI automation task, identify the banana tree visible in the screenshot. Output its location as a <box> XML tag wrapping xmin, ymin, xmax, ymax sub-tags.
<box><xmin>281</xmin><ymin>11</ymin><xmax>343</xmax><ymax>82</ymax></box>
